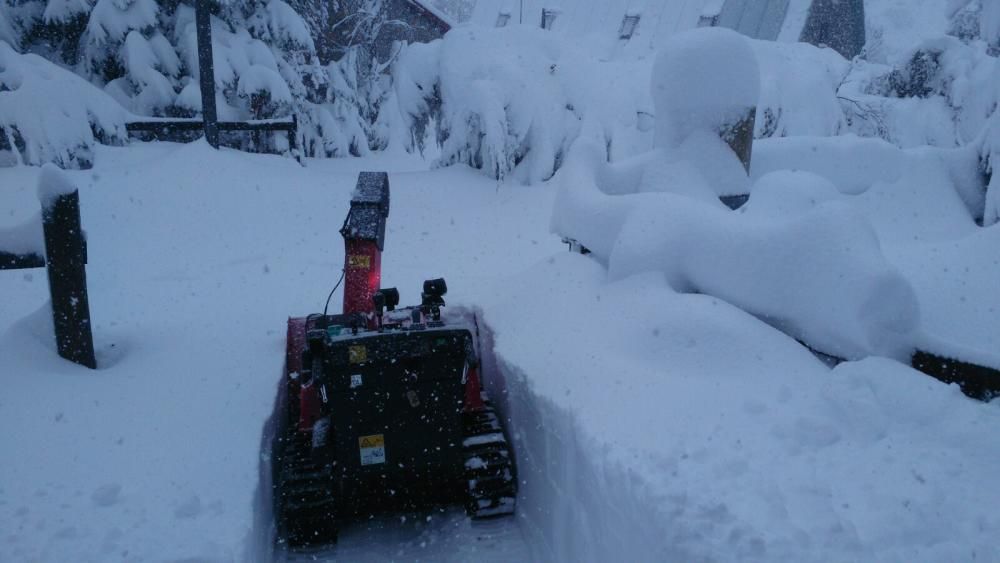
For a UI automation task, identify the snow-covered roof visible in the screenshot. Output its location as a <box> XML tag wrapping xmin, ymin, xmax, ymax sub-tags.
<box><xmin>406</xmin><ymin>0</ymin><xmax>454</xmax><ymax>31</ymax></box>
<box><xmin>468</xmin><ymin>0</ymin><xmax>798</xmax><ymax>47</ymax></box>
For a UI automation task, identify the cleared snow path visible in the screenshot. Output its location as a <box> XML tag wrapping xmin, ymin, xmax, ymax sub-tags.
<box><xmin>276</xmin><ymin>509</ymin><xmax>532</xmax><ymax>562</ymax></box>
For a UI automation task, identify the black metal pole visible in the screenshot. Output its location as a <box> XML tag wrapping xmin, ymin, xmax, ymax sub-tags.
<box><xmin>195</xmin><ymin>0</ymin><xmax>220</xmax><ymax>148</ymax></box>
<box><xmin>41</xmin><ymin>190</ymin><xmax>96</xmax><ymax>369</ymax></box>
<box><xmin>719</xmin><ymin>108</ymin><xmax>756</xmax><ymax>174</ymax></box>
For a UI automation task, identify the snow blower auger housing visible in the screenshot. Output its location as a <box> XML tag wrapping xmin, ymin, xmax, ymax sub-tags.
<box><xmin>275</xmin><ymin>172</ymin><xmax>516</xmax><ymax>548</ymax></box>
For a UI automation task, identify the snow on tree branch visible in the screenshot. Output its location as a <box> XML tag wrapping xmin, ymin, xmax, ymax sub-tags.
<box><xmin>0</xmin><ymin>40</ymin><xmax>127</xmax><ymax>168</ymax></box>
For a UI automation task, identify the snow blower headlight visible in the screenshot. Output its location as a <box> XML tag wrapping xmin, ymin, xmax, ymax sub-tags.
<box><xmin>421</xmin><ymin>278</ymin><xmax>447</xmax><ymax>321</ymax></box>
<box><xmin>422</xmin><ymin>278</ymin><xmax>447</xmax><ymax>302</ymax></box>
<box><xmin>373</xmin><ymin>287</ymin><xmax>399</xmax><ymax>312</ymax></box>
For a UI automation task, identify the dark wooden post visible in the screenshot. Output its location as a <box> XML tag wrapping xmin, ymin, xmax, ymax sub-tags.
<box><xmin>196</xmin><ymin>0</ymin><xmax>220</xmax><ymax>148</ymax></box>
<box><xmin>719</xmin><ymin>108</ymin><xmax>756</xmax><ymax>174</ymax></box>
<box><xmin>41</xmin><ymin>190</ymin><xmax>97</xmax><ymax>369</ymax></box>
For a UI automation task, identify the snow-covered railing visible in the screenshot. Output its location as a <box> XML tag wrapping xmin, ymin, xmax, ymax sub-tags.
<box><xmin>0</xmin><ymin>166</ymin><xmax>96</xmax><ymax>369</ymax></box>
<box><xmin>125</xmin><ymin>115</ymin><xmax>298</xmax><ymax>153</ymax></box>
<box><xmin>122</xmin><ymin>0</ymin><xmax>299</xmax><ymax>158</ymax></box>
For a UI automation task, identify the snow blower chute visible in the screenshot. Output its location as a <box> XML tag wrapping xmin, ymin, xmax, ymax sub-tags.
<box><xmin>275</xmin><ymin>172</ymin><xmax>516</xmax><ymax>547</ymax></box>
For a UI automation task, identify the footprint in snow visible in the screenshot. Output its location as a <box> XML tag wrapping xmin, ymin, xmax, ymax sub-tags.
<box><xmin>91</xmin><ymin>484</ymin><xmax>122</xmax><ymax>507</ymax></box>
<box><xmin>174</xmin><ymin>495</ymin><xmax>202</xmax><ymax>519</ymax></box>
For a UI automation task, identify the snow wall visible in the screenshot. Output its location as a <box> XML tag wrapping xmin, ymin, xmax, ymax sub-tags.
<box><xmin>477</xmin><ymin>323</ymin><xmax>681</xmax><ymax>562</ymax></box>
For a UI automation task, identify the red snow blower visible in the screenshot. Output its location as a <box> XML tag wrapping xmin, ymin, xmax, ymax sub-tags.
<box><xmin>274</xmin><ymin>172</ymin><xmax>516</xmax><ymax>547</ymax></box>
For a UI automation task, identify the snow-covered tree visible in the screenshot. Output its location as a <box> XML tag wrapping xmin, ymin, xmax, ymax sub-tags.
<box><xmin>394</xmin><ymin>26</ymin><xmax>580</xmax><ymax>182</ymax></box>
<box><xmin>0</xmin><ymin>40</ymin><xmax>127</xmax><ymax>168</ymax></box>
<box><xmin>0</xmin><ymin>0</ymin><xmax>446</xmax><ymax>162</ymax></box>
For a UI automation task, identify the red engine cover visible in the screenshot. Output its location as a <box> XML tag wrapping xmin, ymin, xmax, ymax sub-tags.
<box><xmin>342</xmin><ymin>239</ymin><xmax>381</xmax><ymax>317</ymax></box>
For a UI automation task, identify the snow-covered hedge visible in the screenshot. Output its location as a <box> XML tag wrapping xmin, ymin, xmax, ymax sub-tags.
<box><xmin>0</xmin><ymin>40</ymin><xmax>127</xmax><ymax>169</ymax></box>
<box><xmin>395</xmin><ymin>26</ymin><xmax>581</xmax><ymax>182</ymax></box>
<box><xmin>837</xmin><ymin>36</ymin><xmax>1000</xmax><ymax>148</ymax></box>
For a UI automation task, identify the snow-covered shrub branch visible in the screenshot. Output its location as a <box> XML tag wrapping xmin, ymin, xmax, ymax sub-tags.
<box><xmin>836</xmin><ymin>29</ymin><xmax>1000</xmax><ymax>149</ymax></box>
<box><xmin>394</xmin><ymin>27</ymin><xmax>581</xmax><ymax>182</ymax></box>
<box><xmin>0</xmin><ymin>40</ymin><xmax>127</xmax><ymax>168</ymax></box>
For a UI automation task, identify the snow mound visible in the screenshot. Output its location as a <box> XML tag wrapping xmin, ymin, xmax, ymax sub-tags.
<box><xmin>610</xmin><ymin>193</ymin><xmax>920</xmax><ymax>360</ymax></box>
<box><xmin>752</xmin><ymin>135</ymin><xmax>983</xmax><ymax>242</ymax></box>
<box><xmin>652</xmin><ymin>27</ymin><xmax>760</xmax><ymax>148</ymax></box>
<box><xmin>0</xmin><ymin>41</ymin><xmax>127</xmax><ymax>168</ymax></box>
<box><xmin>742</xmin><ymin>170</ymin><xmax>843</xmax><ymax>215</ymax></box>
<box><xmin>554</xmin><ymin>136</ymin><xmax>921</xmax><ymax>360</ymax></box>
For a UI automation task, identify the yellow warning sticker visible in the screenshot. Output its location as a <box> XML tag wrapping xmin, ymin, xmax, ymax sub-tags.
<box><xmin>348</xmin><ymin>345</ymin><xmax>367</xmax><ymax>364</ymax></box>
<box><xmin>348</xmin><ymin>255</ymin><xmax>371</xmax><ymax>269</ymax></box>
<box><xmin>359</xmin><ymin>434</ymin><xmax>386</xmax><ymax>466</ymax></box>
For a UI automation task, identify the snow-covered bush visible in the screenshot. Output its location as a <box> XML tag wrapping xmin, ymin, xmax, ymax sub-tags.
<box><xmin>752</xmin><ymin>41</ymin><xmax>848</xmax><ymax>139</ymax></box>
<box><xmin>837</xmin><ymin>36</ymin><xmax>1000</xmax><ymax>149</ymax></box>
<box><xmin>0</xmin><ymin>40</ymin><xmax>127</xmax><ymax>168</ymax></box>
<box><xmin>395</xmin><ymin>26</ymin><xmax>581</xmax><ymax>182</ymax></box>
<box><xmin>81</xmin><ymin>0</ymin><xmax>159</xmax><ymax>86</ymax></box>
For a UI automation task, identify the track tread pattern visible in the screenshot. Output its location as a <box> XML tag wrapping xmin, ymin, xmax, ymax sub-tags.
<box><xmin>275</xmin><ymin>432</ymin><xmax>338</xmax><ymax>547</ymax></box>
<box><xmin>462</xmin><ymin>406</ymin><xmax>517</xmax><ymax>518</ymax></box>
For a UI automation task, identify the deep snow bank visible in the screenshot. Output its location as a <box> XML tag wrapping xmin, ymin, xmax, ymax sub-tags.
<box><xmin>480</xmin><ymin>253</ymin><xmax>1000</xmax><ymax>562</ymax></box>
<box><xmin>751</xmin><ymin>135</ymin><xmax>984</xmax><ymax>241</ymax></box>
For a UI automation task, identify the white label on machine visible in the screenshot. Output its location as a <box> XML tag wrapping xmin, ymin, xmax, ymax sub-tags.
<box><xmin>350</xmin><ymin>374</ymin><xmax>363</xmax><ymax>388</ymax></box>
<box><xmin>359</xmin><ymin>434</ymin><xmax>386</xmax><ymax>466</ymax></box>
